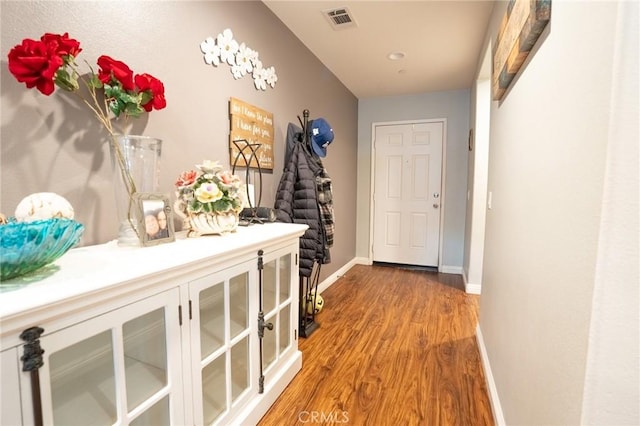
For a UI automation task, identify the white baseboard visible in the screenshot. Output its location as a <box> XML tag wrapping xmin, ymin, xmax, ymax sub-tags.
<box><xmin>465</xmin><ymin>283</ymin><xmax>482</xmax><ymax>294</ymax></box>
<box><xmin>355</xmin><ymin>256</ymin><xmax>371</xmax><ymax>265</ymax></box>
<box><xmin>476</xmin><ymin>324</ymin><xmax>506</xmax><ymax>426</ymax></box>
<box><xmin>462</xmin><ymin>269</ymin><xmax>482</xmax><ymax>295</ymax></box>
<box><xmin>317</xmin><ymin>257</ymin><xmax>360</xmax><ymax>294</ymax></box>
<box><xmin>439</xmin><ymin>265</ymin><xmax>463</xmax><ymax>274</ymax></box>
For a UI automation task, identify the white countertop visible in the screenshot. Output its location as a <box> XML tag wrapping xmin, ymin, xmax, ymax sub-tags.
<box><xmin>0</xmin><ymin>222</ymin><xmax>307</xmax><ymax>344</ymax></box>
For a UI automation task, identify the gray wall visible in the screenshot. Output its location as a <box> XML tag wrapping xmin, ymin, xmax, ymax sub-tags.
<box><xmin>478</xmin><ymin>1</ymin><xmax>639</xmax><ymax>424</ymax></box>
<box><xmin>1</xmin><ymin>1</ymin><xmax>358</xmax><ymax>281</ymax></box>
<box><xmin>357</xmin><ymin>90</ymin><xmax>470</xmax><ymax>269</ymax></box>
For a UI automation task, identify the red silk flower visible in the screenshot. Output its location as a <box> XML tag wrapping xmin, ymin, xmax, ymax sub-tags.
<box><xmin>97</xmin><ymin>55</ymin><xmax>135</xmax><ymax>91</ymax></box>
<box><xmin>135</xmin><ymin>73</ymin><xmax>167</xmax><ymax>112</ymax></box>
<box><xmin>7</xmin><ymin>38</ymin><xmax>63</xmax><ymax>95</ymax></box>
<box><xmin>41</xmin><ymin>32</ymin><xmax>82</xmax><ymax>58</ymax></box>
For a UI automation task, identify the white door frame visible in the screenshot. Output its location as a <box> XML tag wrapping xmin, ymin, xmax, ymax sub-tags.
<box><xmin>368</xmin><ymin>118</ymin><xmax>448</xmax><ymax>268</ymax></box>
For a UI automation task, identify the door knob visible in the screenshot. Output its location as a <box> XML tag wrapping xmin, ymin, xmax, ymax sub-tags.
<box><xmin>433</xmin><ymin>204</ymin><xmax>439</xmax><ymax>208</ymax></box>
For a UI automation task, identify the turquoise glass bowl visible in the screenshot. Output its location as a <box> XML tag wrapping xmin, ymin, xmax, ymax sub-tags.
<box><xmin>1</xmin><ymin>218</ymin><xmax>84</xmax><ymax>281</ymax></box>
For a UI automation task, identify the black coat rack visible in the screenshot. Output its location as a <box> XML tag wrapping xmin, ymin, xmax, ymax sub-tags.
<box><xmin>297</xmin><ymin>108</ymin><xmax>321</xmax><ymax>338</ymax></box>
<box><xmin>298</xmin><ymin>109</ymin><xmax>310</xmax><ymax>149</ymax></box>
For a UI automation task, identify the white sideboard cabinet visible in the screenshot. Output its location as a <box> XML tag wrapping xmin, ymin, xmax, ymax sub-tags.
<box><xmin>0</xmin><ymin>223</ymin><xmax>307</xmax><ymax>426</ymax></box>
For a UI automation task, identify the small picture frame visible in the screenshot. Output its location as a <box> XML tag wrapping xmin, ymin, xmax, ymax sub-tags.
<box><xmin>134</xmin><ymin>193</ymin><xmax>175</xmax><ymax>246</ymax></box>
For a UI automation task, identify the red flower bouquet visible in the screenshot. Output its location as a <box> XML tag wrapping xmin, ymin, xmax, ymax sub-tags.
<box><xmin>7</xmin><ymin>32</ymin><xmax>166</xmax><ymax>135</ymax></box>
<box><xmin>7</xmin><ymin>32</ymin><xmax>168</xmax><ymax>239</ymax></box>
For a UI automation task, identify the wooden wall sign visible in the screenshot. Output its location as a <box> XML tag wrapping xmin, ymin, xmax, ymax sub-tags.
<box><xmin>229</xmin><ymin>98</ymin><xmax>274</xmax><ymax>171</ymax></box>
<box><xmin>493</xmin><ymin>0</ymin><xmax>551</xmax><ymax>101</ymax></box>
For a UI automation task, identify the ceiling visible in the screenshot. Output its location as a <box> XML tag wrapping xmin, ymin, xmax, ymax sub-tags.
<box><xmin>262</xmin><ymin>1</ymin><xmax>495</xmax><ymax>99</ymax></box>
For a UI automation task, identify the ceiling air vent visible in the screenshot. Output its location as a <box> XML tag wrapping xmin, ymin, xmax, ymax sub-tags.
<box><xmin>323</xmin><ymin>7</ymin><xmax>358</xmax><ymax>30</ymax></box>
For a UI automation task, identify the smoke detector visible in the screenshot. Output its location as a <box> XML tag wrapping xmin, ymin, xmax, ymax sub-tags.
<box><xmin>323</xmin><ymin>7</ymin><xmax>358</xmax><ymax>30</ymax></box>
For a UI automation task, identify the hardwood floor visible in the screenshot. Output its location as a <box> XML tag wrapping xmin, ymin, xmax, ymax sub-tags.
<box><xmin>258</xmin><ymin>264</ymin><xmax>494</xmax><ymax>426</ymax></box>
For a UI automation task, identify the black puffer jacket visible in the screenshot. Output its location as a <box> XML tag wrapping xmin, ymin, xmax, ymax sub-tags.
<box><xmin>274</xmin><ymin>123</ymin><xmax>325</xmax><ymax>277</ymax></box>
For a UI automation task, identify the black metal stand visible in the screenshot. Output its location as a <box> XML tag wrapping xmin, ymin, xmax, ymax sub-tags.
<box><xmin>299</xmin><ymin>261</ymin><xmax>321</xmax><ymax>338</ymax></box>
<box><xmin>295</xmin><ymin>109</ymin><xmax>322</xmax><ymax>338</ymax></box>
<box><xmin>232</xmin><ymin>139</ymin><xmax>264</xmax><ymax>225</ymax></box>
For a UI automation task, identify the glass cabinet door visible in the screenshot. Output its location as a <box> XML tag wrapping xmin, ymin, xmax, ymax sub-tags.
<box><xmin>37</xmin><ymin>288</ymin><xmax>183</xmax><ymax>426</ymax></box>
<box><xmin>190</xmin><ymin>260</ymin><xmax>256</xmax><ymax>426</ymax></box>
<box><xmin>261</xmin><ymin>250</ymin><xmax>295</xmax><ymax>375</ymax></box>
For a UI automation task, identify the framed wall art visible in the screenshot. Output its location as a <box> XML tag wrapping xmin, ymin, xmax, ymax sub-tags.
<box><xmin>134</xmin><ymin>193</ymin><xmax>175</xmax><ymax>246</ymax></box>
<box><xmin>229</xmin><ymin>97</ymin><xmax>274</xmax><ymax>171</ymax></box>
<box><xmin>493</xmin><ymin>0</ymin><xmax>551</xmax><ymax>101</ymax></box>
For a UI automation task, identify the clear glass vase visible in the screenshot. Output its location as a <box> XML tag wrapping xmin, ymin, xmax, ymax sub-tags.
<box><xmin>109</xmin><ymin>135</ymin><xmax>162</xmax><ymax>246</ymax></box>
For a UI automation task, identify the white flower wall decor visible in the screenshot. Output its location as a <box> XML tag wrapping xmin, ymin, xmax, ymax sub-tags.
<box><xmin>200</xmin><ymin>29</ymin><xmax>278</xmax><ymax>91</ymax></box>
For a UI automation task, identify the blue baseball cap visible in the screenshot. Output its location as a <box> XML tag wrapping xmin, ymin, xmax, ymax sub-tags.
<box><xmin>310</xmin><ymin>118</ymin><xmax>334</xmax><ymax>158</ymax></box>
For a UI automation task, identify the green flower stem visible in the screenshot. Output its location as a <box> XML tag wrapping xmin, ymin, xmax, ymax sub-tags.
<box><xmin>110</xmin><ymin>135</ymin><xmax>139</xmax><ymax>237</ymax></box>
<box><xmin>67</xmin><ymin>62</ymin><xmax>140</xmax><ymax>239</ymax></box>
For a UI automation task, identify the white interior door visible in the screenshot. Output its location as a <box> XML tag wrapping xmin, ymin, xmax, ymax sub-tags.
<box><xmin>372</xmin><ymin>121</ymin><xmax>443</xmax><ymax>267</ymax></box>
